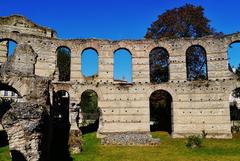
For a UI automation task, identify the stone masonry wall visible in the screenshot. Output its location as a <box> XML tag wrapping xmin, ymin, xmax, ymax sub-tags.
<box><xmin>1</xmin><ymin>15</ymin><xmax>240</xmax><ymax>140</ymax></box>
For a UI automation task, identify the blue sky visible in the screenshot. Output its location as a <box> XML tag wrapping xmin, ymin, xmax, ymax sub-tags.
<box><xmin>1</xmin><ymin>0</ymin><xmax>240</xmax><ymax>81</ymax></box>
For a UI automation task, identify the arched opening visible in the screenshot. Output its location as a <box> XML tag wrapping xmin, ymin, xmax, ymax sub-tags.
<box><xmin>150</xmin><ymin>90</ymin><xmax>172</xmax><ymax>134</ymax></box>
<box><xmin>0</xmin><ymin>39</ymin><xmax>17</xmax><ymax>65</ymax></box>
<box><xmin>149</xmin><ymin>47</ymin><xmax>169</xmax><ymax>83</ymax></box>
<box><xmin>114</xmin><ymin>48</ymin><xmax>132</xmax><ymax>83</ymax></box>
<box><xmin>52</xmin><ymin>90</ymin><xmax>70</xmax><ymax>123</ymax></box>
<box><xmin>56</xmin><ymin>46</ymin><xmax>71</xmax><ymax>81</ymax></box>
<box><xmin>186</xmin><ymin>45</ymin><xmax>208</xmax><ymax>81</ymax></box>
<box><xmin>79</xmin><ymin>90</ymin><xmax>99</xmax><ymax>134</ymax></box>
<box><xmin>0</xmin><ymin>83</ymin><xmax>19</xmax><ymax>148</ymax></box>
<box><xmin>81</xmin><ymin>48</ymin><xmax>98</xmax><ymax>78</ymax></box>
<box><xmin>228</xmin><ymin>41</ymin><xmax>240</xmax><ymax>76</ymax></box>
<box><xmin>50</xmin><ymin>90</ymin><xmax>71</xmax><ymax>160</ymax></box>
<box><xmin>229</xmin><ymin>88</ymin><xmax>240</xmax><ymax>134</ymax></box>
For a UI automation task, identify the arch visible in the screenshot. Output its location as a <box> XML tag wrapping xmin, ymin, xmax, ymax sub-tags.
<box><xmin>229</xmin><ymin>88</ymin><xmax>240</xmax><ymax>122</ymax></box>
<box><xmin>79</xmin><ymin>89</ymin><xmax>99</xmax><ymax>134</ymax></box>
<box><xmin>81</xmin><ymin>48</ymin><xmax>99</xmax><ymax>77</ymax></box>
<box><xmin>228</xmin><ymin>41</ymin><xmax>240</xmax><ymax>75</ymax></box>
<box><xmin>114</xmin><ymin>48</ymin><xmax>132</xmax><ymax>83</ymax></box>
<box><xmin>186</xmin><ymin>45</ymin><xmax>208</xmax><ymax>81</ymax></box>
<box><xmin>0</xmin><ymin>38</ymin><xmax>17</xmax><ymax>64</ymax></box>
<box><xmin>52</xmin><ymin>90</ymin><xmax>70</xmax><ymax>123</ymax></box>
<box><xmin>56</xmin><ymin>46</ymin><xmax>71</xmax><ymax>81</ymax></box>
<box><xmin>149</xmin><ymin>47</ymin><xmax>170</xmax><ymax>83</ymax></box>
<box><xmin>0</xmin><ymin>83</ymin><xmax>20</xmax><ymax>134</ymax></box>
<box><xmin>0</xmin><ymin>83</ymin><xmax>20</xmax><ymax>96</ymax></box>
<box><xmin>149</xmin><ymin>90</ymin><xmax>173</xmax><ymax>134</ymax></box>
<box><xmin>50</xmin><ymin>90</ymin><xmax>71</xmax><ymax>160</ymax></box>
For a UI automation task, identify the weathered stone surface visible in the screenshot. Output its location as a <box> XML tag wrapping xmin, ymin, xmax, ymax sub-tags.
<box><xmin>0</xmin><ymin>15</ymin><xmax>240</xmax><ymax>151</ymax></box>
<box><xmin>101</xmin><ymin>132</ymin><xmax>160</xmax><ymax>145</ymax></box>
<box><xmin>1</xmin><ymin>44</ymin><xmax>37</xmax><ymax>76</ymax></box>
<box><xmin>2</xmin><ymin>102</ymin><xmax>49</xmax><ymax>161</ymax></box>
<box><xmin>68</xmin><ymin>129</ymin><xmax>83</xmax><ymax>154</ymax></box>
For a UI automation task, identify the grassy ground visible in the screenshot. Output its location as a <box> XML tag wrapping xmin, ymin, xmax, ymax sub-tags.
<box><xmin>1</xmin><ymin>132</ymin><xmax>240</xmax><ymax>161</ymax></box>
<box><xmin>72</xmin><ymin>132</ymin><xmax>240</xmax><ymax>161</ymax></box>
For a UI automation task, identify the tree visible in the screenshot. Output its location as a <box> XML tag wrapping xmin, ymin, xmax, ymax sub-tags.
<box><xmin>150</xmin><ymin>48</ymin><xmax>169</xmax><ymax>83</ymax></box>
<box><xmin>80</xmin><ymin>90</ymin><xmax>99</xmax><ymax>120</ymax></box>
<box><xmin>57</xmin><ymin>47</ymin><xmax>71</xmax><ymax>81</ymax></box>
<box><xmin>186</xmin><ymin>45</ymin><xmax>207</xmax><ymax>81</ymax></box>
<box><xmin>145</xmin><ymin>4</ymin><xmax>216</xmax><ymax>39</ymax></box>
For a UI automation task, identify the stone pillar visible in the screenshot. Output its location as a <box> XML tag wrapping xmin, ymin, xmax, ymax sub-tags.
<box><xmin>2</xmin><ymin>103</ymin><xmax>49</xmax><ymax>161</ymax></box>
<box><xmin>0</xmin><ymin>41</ymin><xmax>8</xmax><ymax>65</ymax></box>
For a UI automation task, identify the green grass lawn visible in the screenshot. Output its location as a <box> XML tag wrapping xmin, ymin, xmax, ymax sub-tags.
<box><xmin>1</xmin><ymin>132</ymin><xmax>240</xmax><ymax>161</ymax></box>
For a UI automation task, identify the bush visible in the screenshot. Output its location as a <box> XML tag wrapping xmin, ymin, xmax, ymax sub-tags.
<box><xmin>231</xmin><ymin>125</ymin><xmax>240</xmax><ymax>133</ymax></box>
<box><xmin>186</xmin><ymin>135</ymin><xmax>202</xmax><ymax>148</ymax></box>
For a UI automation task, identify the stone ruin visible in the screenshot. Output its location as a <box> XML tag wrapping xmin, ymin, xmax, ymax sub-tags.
<box><xmin>0</xmin><ymin>15</ymin><xmax>240</xmax><ymax>160</ymax></box>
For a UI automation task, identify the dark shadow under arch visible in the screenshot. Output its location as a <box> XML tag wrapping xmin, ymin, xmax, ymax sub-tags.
<box><xmin>79</xmin><ymin>89</ymin><xmax>99</xmax><ymax>134</ymax></box>
<box><xmin>49</xmin><ymin>90</ymin><xmax>72</xmax><ymax>161</ymax></box>
<box><xmin>150</xmin><ymin>90</ymin><xmax>173</xmax><ymax>134</ymax></box>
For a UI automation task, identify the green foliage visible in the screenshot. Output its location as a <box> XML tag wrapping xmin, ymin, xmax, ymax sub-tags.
<box><xmin>186</xmin><ymin>45</ymin><xmax>207</xmax><ymax>81</ymax></box>
<box><xmin>80</xmin><ymin>90</ymin><xmax>99</xmax><ymax>121</ymax></box>
<box><xmin>145</xmin><ymin>4</ymin><xmax>217</xmax><ymax>39</ymax></box>
<box><xmin>231</xmin><ymin>125</ymin><xmax>240</xmax><ymax>134</ymax></box>
<box><xmin>57</xmin><ymin>47</ymin><xmax>71</xmax><ymax>81</ymax></box>
<box><xmin>186</xmin><ymin>135</ymin><xmax>203</xmax><ymax>148</ymax></box>
<box><xmin>150</xmin><ymin>48</ymin><xmax>169</xmax><ymax>83</ymax></box>
<box><xmin>2</xmin><ymin>132</ymin><xmax>240</xmax><ymax>161</ymax></box>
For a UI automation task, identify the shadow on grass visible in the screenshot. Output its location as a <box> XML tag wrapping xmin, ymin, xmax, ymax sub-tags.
<box><xmin>80</xmin><ymin>120</ymin><xmax>99</xmax><ymax>135</ymax></box>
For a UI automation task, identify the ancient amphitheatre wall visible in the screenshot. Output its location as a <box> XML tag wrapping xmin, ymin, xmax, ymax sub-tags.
<box><xmin>1</xmin><ymin>15</ymin><xmax>240</xmax><ymax>141</ymax></box>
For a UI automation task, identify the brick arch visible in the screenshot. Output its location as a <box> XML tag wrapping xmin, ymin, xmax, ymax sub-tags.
<box><xmin>113</xmin><ymin>47</ymin><xmax>133</xmax><ymax>55</ymax></box>
<box><xmin>81</xmin><ymin>47</ymin><xmax>99</xmax><ymax>56</ymax></box>
<box><xmin>145</xmin><ymin>43</ymin><xmax>172</xmax><ymax>57</ymax></box>
<box><xmin>0</xmin><ymin>81</ymin><xmax>21</xmax><ymax>96</ymax></box>
<box><xmin>147</xmin><ymin>87</ymin><xmax>176</xmax><ymax>101</ymax></box>
<box><xmin>0</xmin><ymin>32</ymin><xmax>22</xmax><ymax>44</ymax></box>
<box><xmin>185</xmin><ymin>44</ymin><xmax>208</xmax><ymax>81</ymax></box>
<box><xmin>149</xmin><ymin>89</ymin><xmax>173</xmax><ymax>133</ymax></box>
<box><xmin>78</xmin><ymin>86</ymin><xmax>103</xmax><ymax>102</ymax></box>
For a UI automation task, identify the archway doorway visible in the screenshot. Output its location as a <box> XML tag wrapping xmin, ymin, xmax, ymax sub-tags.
<box><xmin>0</xmin><ymin>83</ymin><xmax>19</xmax><ymax>147</ymax></box>
<box><xmin>50</xmin><ymin>90</ymin><xmax>71</xmax><ymax>160</ymax></box>
<box><xmin>52</xmin><ymin>90</ymin><xmax>70</xmax><ymax>123</ymax></box>
<box><xmin>150</xmin><ymin>90</ymin><xmax>172</xmax><ymax>134</ymax></box>
<box><xmin>229</xmin><ymin>88</ymin><xmax>240</xmax><ymax>134</ymax></box>
<box><xmin>79</xmin><ymin>90</ymin><xmax>99</xmax><ymax>134</ymax></box>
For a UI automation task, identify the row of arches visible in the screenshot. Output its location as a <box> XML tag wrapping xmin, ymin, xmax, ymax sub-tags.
<box><xmin>0</xmin><ymin>38</ymin><xmax>240</xmax><ymax>83</ymax></box>
<box><xmin>56</xmin><ymin>45</ymin><xmax>207</xmax><ymax>83</ymax></box>
<box><xmin>53</xmin><ymin>88</ymin><xmax>240</xmax><ymax>135</ymax></box>
<box><xmin>52</xmin><ymin>89</ymin><xmax>172</xmax><ymax>133</ymax></box>
<box><xmin>56</xmin><ymin>47</ymin><xmax>132</xmax><ymax>82</ymax></box>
